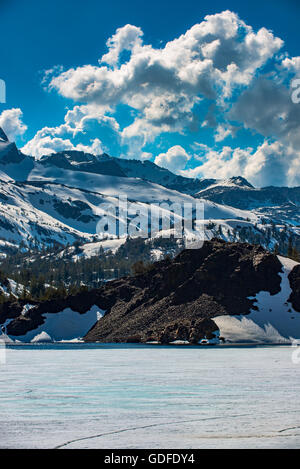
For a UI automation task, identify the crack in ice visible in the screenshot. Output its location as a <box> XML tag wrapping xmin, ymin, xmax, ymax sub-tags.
<box><xmin>54</xmin><ymin>413</ymin><xmax>300</xmax><ymax>448</ymax></box>
<box><xmin>53</xmin><ymin>413</ymin><xmax>255</xmax><ymax>449</ymax></box>
<box><xmin>278</xmin><ymin>425</ymin><xmax>300</xmax><ymax>433</ymax></box>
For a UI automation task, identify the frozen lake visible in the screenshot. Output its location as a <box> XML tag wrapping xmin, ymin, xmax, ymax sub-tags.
<box><xmin>0</xmin><ymin>344</ymin><xmax>300</xmax><ymax>449</ymax></box>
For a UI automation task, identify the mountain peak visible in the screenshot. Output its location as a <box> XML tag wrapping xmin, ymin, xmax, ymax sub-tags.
<box><xmin>0</xmin><ymin>127</ymin><xmax>8</xmax><ymax>143</ymax></box>
<box><xmin>0</xmin><ymin>128</ymin><xmax>25</xmax><ymax>166</ymax></box>
<box><xmin>40</xmin><ymin>150</ymin><xmax>126</xmax><ymax>177</ymax></box>
<box><xmin>227</xmin><ymin>176</ymin><xmax>254</xmax><ymax>188</ymax></box>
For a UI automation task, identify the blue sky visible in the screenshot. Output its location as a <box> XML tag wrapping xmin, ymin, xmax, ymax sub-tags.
<box><xmin>1</xmin><ymin>0</ymin><xmax>300</xmax><ymax>186</ymax></box>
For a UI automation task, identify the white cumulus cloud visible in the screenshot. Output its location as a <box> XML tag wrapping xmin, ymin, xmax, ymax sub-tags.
<box><xmin>48</xmin><ymin>11</ymin><xmax>283</xmax><ymax>146</ymax></box>
<box><xmin>0</xmin><ymin>108</ymin><xmax>27</xmax><ymax>141</ymax></box>
<box><xmin>21</xmin><ymin>104</ymin><xmax>119</xmax><ymax>158</ymax></box>
<box><xmin>154</xmin><ymin>145</ymin><xmax>190</xmax><ymax>173</ymax></box>
<box><xmin>21</xmin><ymin>11</ymin><xmax>300</xmax><ymax>184</ymax></box>
<box><xmin>182</xmin><ymin>141</ymin><xmax>300</xmax><ymax>187</ymax></box>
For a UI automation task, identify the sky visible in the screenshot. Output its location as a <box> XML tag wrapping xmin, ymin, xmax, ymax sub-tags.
<box><xmin>1</xmin><ymin>0</ymin><xmax>300</xmax><ymax>186</ymax></box>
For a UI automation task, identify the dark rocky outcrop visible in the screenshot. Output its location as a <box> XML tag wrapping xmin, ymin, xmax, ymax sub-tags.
<box><xmin>288</xmin><ymin>265</ymin><xmax>300</xmax><ymax>312</ymax></box>
<box><xmin>84</xmin><ymin>239</ymin><xmax>283</xmax><ymax>343</ymax></box>
<box><xmin>1</xmin><ymin>239</ymin><xmax>286</xmax><ymax>343</ymax></box>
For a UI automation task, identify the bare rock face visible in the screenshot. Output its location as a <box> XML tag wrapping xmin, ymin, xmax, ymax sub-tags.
<box><xmin>288</xmin><ymin>265</ymin><xmax>300</xmax><ymax>312</ymax></box>
<box><xmin>1</xmin><ymin>239</ymin><xmax>285</xmax><ymax>343</ymax></box>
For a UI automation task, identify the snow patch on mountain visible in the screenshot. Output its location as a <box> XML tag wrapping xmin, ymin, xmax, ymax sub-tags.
<box><xmin>31</xmin><ymin>331</ymin><xmax>53</xmax><ymax>343</ymax></box>
<box><xmin>75</xmin><ymin>238</ymin><xmax>127</xmax><ymax>259</ymax></box>
<box><xmin>8</xmin><ymin>305</ymin><xmax>105</xmax><ymax>343</ymax></box>
<box><xmin>213</xmin><ymin>256</ymin><xmax>300</xmax><ymax>343</ymax></box>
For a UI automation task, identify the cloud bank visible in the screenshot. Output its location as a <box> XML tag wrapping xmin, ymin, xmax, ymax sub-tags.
<box><xmin>19</xmin><ymin>10</ymin><xmax>300</xmax><ymax>186</ymax></box>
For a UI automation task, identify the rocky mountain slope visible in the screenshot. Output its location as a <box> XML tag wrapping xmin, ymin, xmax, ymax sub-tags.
<box><xmin>1</xmin><ymin>239</ymin><xmax>299</xmax><ymax>344</ymax></box>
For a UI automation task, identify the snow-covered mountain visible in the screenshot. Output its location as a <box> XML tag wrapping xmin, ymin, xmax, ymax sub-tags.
<box><xmin>0</xmin><ymin>127</ymin><xmax>299</xmax><ymax>253</ymax></box>
<box><xmin>0</xmin><ymin>129</ymin><xmax>25</xmax><ymax>169</ymax></box>
<box><xmin>195</xmin><ymin>178</ymin><xmax>300</xmax><ymax>224</ymax></box>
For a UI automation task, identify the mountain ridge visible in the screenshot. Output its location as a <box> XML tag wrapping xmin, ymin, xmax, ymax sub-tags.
<box><xmin>0</xmin><ymin>127</ymin><xmax>298</xmax><ymax>256</ymax></box>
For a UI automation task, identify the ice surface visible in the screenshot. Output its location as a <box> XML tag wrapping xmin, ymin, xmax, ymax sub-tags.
<box><xmin>0</xmin><ymin>344</ymin><xmax>300</xmax><ymax>449</ymax></box>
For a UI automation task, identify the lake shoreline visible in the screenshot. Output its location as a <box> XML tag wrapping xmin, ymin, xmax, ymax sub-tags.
<box><xmin>2</xmin><ymin>341</ymin><xmax>294</xmax><ymax>349</ymax></box>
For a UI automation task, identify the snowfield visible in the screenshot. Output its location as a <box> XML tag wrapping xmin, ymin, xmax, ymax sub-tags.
<box><xmin>0</xmin><ymin>177</ymin><xmax>261</xmax><ymax>252</ymax></box>
<box><xmin>0</xmin><ymin>131</ymin><xmax>295</xmax><ymax>252</ymax></box>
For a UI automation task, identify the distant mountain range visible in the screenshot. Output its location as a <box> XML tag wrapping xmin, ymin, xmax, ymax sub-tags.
<box><xmin>0</xmin><ymin>127</ymin><xmax>299</xmax><ymax>256</ymax></box>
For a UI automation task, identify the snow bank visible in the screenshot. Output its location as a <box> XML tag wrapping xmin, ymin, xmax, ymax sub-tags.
<box><xmin>31</xmin><ymin>331</ymin><xmax>52</xmax><ymax>343</ymax></box>
<box><xmin>9</xmin><ymin>305</ymin><xmax>105</xmax><ymax>343</ymax></box>
<box><xmin>80</xmin><ymin>238</ymin><xmax>126</xmax><ymax>257</ymax></box>
<box><xmin>213</xmin><ymin>256</ymin><xmax>300</xmax><ymax>344</ymax></box>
